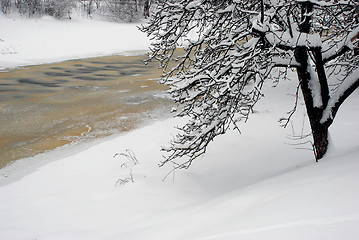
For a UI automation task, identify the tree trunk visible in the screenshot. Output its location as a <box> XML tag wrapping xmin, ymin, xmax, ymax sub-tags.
<box><xmin>297</xmin><ymin>72</ymin><xmax>330</xmax><ymax>160</ymax></box>
<box><xmin>311</xmin><ymin>122</ymin><xmax>329</xmax><ymax>161</ymax></box>
<box><xmin>295</xmin><ymin>45</ymin><xmax>330</xmax><ymax>161</ymax></box>
<box><xmin>294</xmin><ymin>1</ymin><xmax>331</xmax><ymax>161</ymax></box>
<box><xmin>299</xmin><ymin>76</ymin><xmax>330</xmax><ymax>160</ymax></box>
<box><xmin>144</xmin><ymin>0</ymin><xmax>150</xmax><ymax>18</ymax></box>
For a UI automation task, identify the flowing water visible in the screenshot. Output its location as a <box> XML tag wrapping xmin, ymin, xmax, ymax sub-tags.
<box><xmin>0</xmin><ymin>54</ymin><xmax>174</xmax><ymax>168</ymax></box>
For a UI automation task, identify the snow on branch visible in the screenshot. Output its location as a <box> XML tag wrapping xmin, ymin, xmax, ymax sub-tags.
<box><xmin>321</xmin><ymin>68</ymin><xmax>359</xmax><ymax>123</ymax></box>
<box><xmin>323</xmin><ymin>26</ymin><xmax>359</xmax><ymax>63</ymax></box>
<box><xmin>141</xmin><ymin>0</ymin><xmax>359</xmax><ymax>164</ymax></box>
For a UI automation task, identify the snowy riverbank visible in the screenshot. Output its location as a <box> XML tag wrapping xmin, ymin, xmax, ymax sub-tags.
<box><xmin>0</xmin><ymin>15</ymin><xmax>150</xmax><ymax>70</ymax></box>
<box><xmin>0</xmin><ymin>15</ymin><xmax>358</xmax><ymax>240</ymax></box>
<box><xmin>1</xmin><ymin>76</ymin><xmax>358</xmax><ymax>239</ymax></box>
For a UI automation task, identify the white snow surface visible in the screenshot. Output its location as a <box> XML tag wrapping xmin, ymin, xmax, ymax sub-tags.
<box><xmin>0</xmin><ymin>15</ymin><xmax>359</xmax><ymax>240</ymax></box>
<box><xmin>0</xmin><ymin>78</ymin><xmax>358</xmax><ymax>240</ymax></box>
<box><xmin>0</xmin><ymin>15</ymin><xmax>150</xmax><ymax>69</ymax></box>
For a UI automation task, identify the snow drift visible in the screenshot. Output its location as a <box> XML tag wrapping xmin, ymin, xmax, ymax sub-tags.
<box><xmin>0</xmin><ymin>14</ymin><xmax>358</xmax><ymax>240</ymax></box>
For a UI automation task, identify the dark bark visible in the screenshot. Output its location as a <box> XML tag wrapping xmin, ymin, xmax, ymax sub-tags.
<box><xmin>312</xmin><ymin>47</ymin><xmax>330</xmax><ymax>108</ymax></box>
<box><xmin>312</xmin><ymin>122</ymin><xmax>329</xmax><ymax>160</ymax></box>
<box><xmin>295</xmin><ymin>46</ymin><xmax>329</xmax><ymax>161</ymax></box>
<box><xmin>294</xmin><ymin>1</ymin><xmax>330</xmax><ymax>161</ymax></box>
<box><xmin>144</xmin><ymin>0</ymin><xmax>150</xmax><ymax>18</ymax></box>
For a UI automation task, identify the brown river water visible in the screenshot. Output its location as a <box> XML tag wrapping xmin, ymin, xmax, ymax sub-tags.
<box><xmin>0</xmin><ymin>54</ymin><xmax>173</xmax><ymax>168</ymax></box>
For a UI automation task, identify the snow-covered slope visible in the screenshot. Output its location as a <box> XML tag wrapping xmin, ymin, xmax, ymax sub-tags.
<box><xmin>0</xmin><ymin>15</ymin><xmax>149</xmax><ymax>69</ymax></box>
<box><xmin>0</xmin><ymin>14</ymin><xmax>358</xmax><ymax>240</ymax></box>
<box><xmin>0</xmin><ymin>72</ymin><xmax>358</xmax><ymax>239</ymax></box>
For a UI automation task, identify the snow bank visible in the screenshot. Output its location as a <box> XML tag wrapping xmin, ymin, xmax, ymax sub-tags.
<box><xmin>0</xmin><ymin>75</ymin><xmax>358</xmax><ymax>239</ymax></box>
<box><xmin>0</xmin><ymin>14</ymin><xmax>358</xmax><ymax>240</ymax></box>
<box><xmin>0</xmin><ymin>15</ymin><xmax>150</xmax><ymax>69</ymax></box>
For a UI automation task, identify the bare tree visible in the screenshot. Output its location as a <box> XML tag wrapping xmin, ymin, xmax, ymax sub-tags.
<box><xmin>1</xmin><ymin>0</ymin><xmax>150</xmax><ymax>21</ymax></box>
<box><xmin>1</xmin><ymin>0</ymin><xmax>75</xmax><ymax>18</ymax></box>
<box><xmin>143</xmin><ymin>0</ymin><xmax>150</xmax><ymax>18</ymax></box>
<box><xmin>1</xmin><ymin>0</ymin><xmax>11</xmax><ymax>14</ymax></box>
<box><xmin>43</xmin><ymin>0</ymin><xmax>75</xmax><ymax>18</ymax></box>
<box><xmin>140</xmin><ymin>0</ymin><xmax>359</xmax><ymax>168</ymax></box>
<box><xmin>14</xmin><ymin>0</ymin><xmax>42</xmax><ymax>17</ymax></box>
<box><xmin>105</xmin><ymin>0</ymin><xmax>148</xmax><ymax>22</ymax></box>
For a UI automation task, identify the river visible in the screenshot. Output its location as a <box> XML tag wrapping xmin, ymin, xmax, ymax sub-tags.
<box><xmin>0</xmin><ymin>54</ymin><xmax>173</xmax><ymax>168</ymax></box>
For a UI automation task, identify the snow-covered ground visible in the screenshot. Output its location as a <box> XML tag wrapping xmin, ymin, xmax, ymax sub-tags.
<box><xmin>0</xmin><ymin>15</ymin><xmax>150</xmax><ymax>69</ymax></box>
<box><xmin>0</xmin><ymin>15</ymin><xmax>359</xmax><ymax>240</ymax></box>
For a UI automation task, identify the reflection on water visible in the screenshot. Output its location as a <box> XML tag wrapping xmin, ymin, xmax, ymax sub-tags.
<box><xmin>0</xmin><ymin>54</ymin><xmax>173</xmax><ymax>168</ymax></box>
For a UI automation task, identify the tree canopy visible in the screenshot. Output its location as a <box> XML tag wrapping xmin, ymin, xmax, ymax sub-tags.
<box><xmin>0</xmin><ymin>0</ymin><xmax>151</xmax><ymax>21</ymax></box>
<box><xmin>140</xmin><ymin>0</ymin><xmax>359</xmax><ymax>168</ymax></box>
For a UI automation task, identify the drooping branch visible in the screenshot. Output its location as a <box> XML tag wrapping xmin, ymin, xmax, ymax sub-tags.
<box><xmin>140</xmin><ymin>0</ymin><xmax>359</xmax><ymax>165</ymax></box>
<box><xmin>321</xmin><ymin>68</ymin><xmax>359</xmax><ymax>125</ymax></box>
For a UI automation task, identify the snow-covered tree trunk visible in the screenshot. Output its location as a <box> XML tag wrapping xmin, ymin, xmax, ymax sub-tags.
<box><xmin>293</xmin><ymin>2</ymin><xmax>327</xmax><ymax>160</ymax></box>
<box><xmin>295</xmin><ymin>46</ymin><xmax>327</xmax><ymax>160</ymax></box>
<box><xmin>140</xmin><ymin>0</ymin><xmax>359</xmax><ymax>167</ymax></box>
<box><xmin>292</xmin><ymin>1</ymin><xmax>358</xmax><ymax>160</ymax></box>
